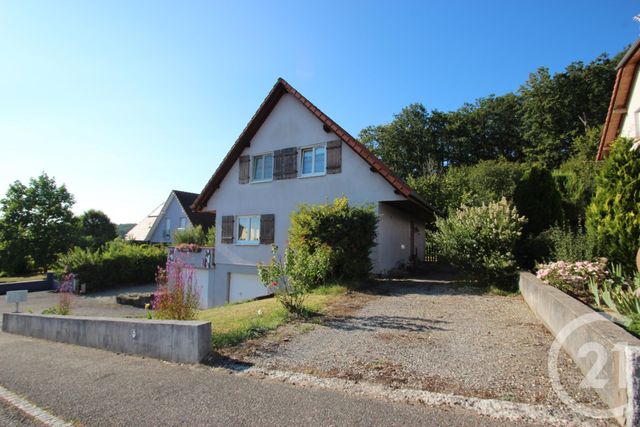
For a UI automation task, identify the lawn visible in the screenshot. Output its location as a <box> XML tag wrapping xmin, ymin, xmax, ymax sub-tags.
<box><xmin>0</xmin><ymin>274</ymin><xmax>46</xmax><ymax>284</ymax></box>
<box><xmin>198</xmin><ymin>284</ymin><xmax>346</xmax><ymax>348</ymax></box>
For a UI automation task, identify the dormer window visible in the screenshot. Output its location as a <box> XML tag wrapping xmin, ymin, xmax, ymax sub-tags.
<box><xmin>252</xmin><ymin>153</ymin><xmax>273</xmax><ymax>182</ymax></box>
<box><xmin>300</xmin><ymin>145</ymin><xmax>326</xmax><ymax>177</ymax></box>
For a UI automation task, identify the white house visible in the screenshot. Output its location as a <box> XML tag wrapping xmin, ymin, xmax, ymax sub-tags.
<box><xmin>598</xmin><ymin>38</ymin><xmax>640</xmax><ymax>160</ymax></box>
<box><xmin>125</xmin><ymin>190</ymin><xmax>215</xmax><ymax>244</ymax></box>
<box><xmin>190</xmin><ymin>78</ymin><xmax>435</xmax><ymax>307</ymax></box>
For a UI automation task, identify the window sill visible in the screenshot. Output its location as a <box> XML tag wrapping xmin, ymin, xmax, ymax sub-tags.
<box><xmin>236</xmin><ymin>241</ymin><xmax>260</xmax><ymax>246</ymax></box>
<box><xmin>299</xmin><ymin>172</ymin><xmax>326</xmax><ymax>179</ymax></box>
<box><xmin>250</xmin><ymin>178</ymin><xmax>273</xmax><ymax>184</ymax></box>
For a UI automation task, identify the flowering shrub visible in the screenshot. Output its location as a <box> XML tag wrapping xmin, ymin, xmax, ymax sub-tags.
<box><xmin>153</xmin><ymin>260</ymin><xmax>200</xmax><ymax>320</ymax></box>
<box><xmin>43</xmin><ymin>273</ymin><xmax>74</xmax><ymax>315</ymax></box>
<box><xmin>258</xmin><ymin>244</ymin><xmax>332</xmax><ymax>315</ymax></box>
<box><xmin>175</xmin><ymin>243</ymin><xmax>201</xmax><ymax>252</ymax></box>
<box><xmin>433</xmin><ymin>198</ymin><xmax>525</xmax><ymax>287</ymax></box>
<box><xmin>536</xmin><ymin>258</ymin><xmax>609</xmax><ymax>299</ymax></box>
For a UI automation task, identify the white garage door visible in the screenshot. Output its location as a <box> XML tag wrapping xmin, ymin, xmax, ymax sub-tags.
<box><xmin>229</xmin><ymin>273</ymin><xmax>268</xmax><ymax>303</ymax></box>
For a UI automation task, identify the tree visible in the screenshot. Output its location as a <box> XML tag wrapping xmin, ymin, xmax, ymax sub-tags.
<box><xmin>79</xmin><ymin>209</ymin><xmax>116</xmax><ymax>249</ymax></box>
<box><xmin>0</xmin><ymin>173</ymin><xmax>76</xmax><ymax>273</ymax></box>
<box><xmin>586</xmin><ymin>138</ymin><xmax>640</xmax><ymax>271</ymax></box>
<box><xmin>513</xmin><ymin>165</ymin><xmax>563</xmax><ymax>236</ymax></box>
<box><xmin>359</xmin><ymin>103</ymin><xmax>448</xmax><ymax>179</ymax></box>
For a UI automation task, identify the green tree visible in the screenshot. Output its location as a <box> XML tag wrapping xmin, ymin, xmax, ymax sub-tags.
<box><xmin>0</xmin><ymin>173</ymin><xmax>76</xmax><ymax>273</ymax></box>
<box><xmin>519</xmin><ymin>54</ymin><xmax>619</xmax><ymax>168</ymax></box>
<box><xmin>586</xmin><ymin>138</ymin><xmax>640</xmax><ymax>270</ymax></box>
<box><xmin>513</xmin><ymin>165</ymin><xmax>563</xmax><ymax>236</ymax></box>
<box><xmin>359</xmin><ymin>103</ymin><xmax>448</xmax><ymax>179</ymax></box>
<box><xmin>445</xmin><ymin>94</ymin><xmax>525</xmax><ymax>165</ymax></box>
<box><xmin>79</xmin><ymin>209</ymin><xmax>116</xmax><ymax>249</ymax></box>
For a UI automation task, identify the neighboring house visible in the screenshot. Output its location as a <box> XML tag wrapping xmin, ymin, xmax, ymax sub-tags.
<box><xmin>125</xmin><ymin>190</ymin><xmax>215</xmax><ymax>244</ymax></box>
<box><xmin>598</xmin><ymin>38</ymin><xmax>640</xmax><ymax>160</ymax></box>
<box><xmin>190</xmin><ymin>78</ymin><xmax>435</xmax><ymax>307</ymax></box>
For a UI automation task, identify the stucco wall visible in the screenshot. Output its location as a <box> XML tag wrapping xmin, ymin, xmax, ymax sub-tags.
<box><xmin>377</xmin><ymin>203</ymin><xmax>425</xmax><ymax>272</ymax></box>
<box><xmin>205</xmin><ymin>93</ymin><xmax>416</xmax><ymax>274</ymax></box>
<box><xmin>620</xmin><ymin>70</ymin><xmax>640</xmax><ymax>140</ymax></box>
<box><xmin>149</xmin><ymin>194</ymin><xmax>192</xmax><ymax>244</ymax></box>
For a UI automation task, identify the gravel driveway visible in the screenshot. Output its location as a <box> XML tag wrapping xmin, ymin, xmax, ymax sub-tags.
<box><xmin>226</xmin><ymin>273</ymin><xmax>608</xmax><ymax>412</ymax></box>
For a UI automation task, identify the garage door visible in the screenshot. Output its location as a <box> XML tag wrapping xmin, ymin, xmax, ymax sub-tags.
<box><xmin>229</xmin><ymin>273</ymin><xmax>268</xmax><ymax>303</ymax></box>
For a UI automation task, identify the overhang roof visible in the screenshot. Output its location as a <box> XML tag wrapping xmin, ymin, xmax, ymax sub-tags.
<box><xmin>597</xmin><ymin>39</ymin><xmax>640</xmax><ymax>160</ymax></box>
<box><xmin>192</xmin><ymin>78</ymin><xmax>434</xmax><ymax>216</ymax></box>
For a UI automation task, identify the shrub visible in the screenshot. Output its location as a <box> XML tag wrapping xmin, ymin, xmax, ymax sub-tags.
<box><xmin>536</xmin><ymin>258</ymin><xmax>609</xmax><ymax>300</ymax></box>
<box><xmin>553</xmin><ymin>157</ymin><xmax>599</xmax><ymax>228</ymax></box>
<box><xmin>173</xmin><ymin>225</ymin><xmax>208</xmax><ymax>245</ymax></box>
<box><xmin>545</xmin><ymin>224</ymin><xmax>597</xmax><ymax>262</ymax></box>
<box><xmin>42</xmin><ymin>273</ymin><xmax>75</xmax><ymax>315</ymax></box>
<box><xmin>258</xmin><ymin>244</ymin><xmax>332</xmax><ymax>315</ymax></box>
<box><xmin>433</xmin><ymin>198</ymin><xmax>525</xmax><ymax>287</ymax></box>
<box><xmin>586</xmin><ymin>137</ymin><xmax>640</xmax><ymax>271</ymax></box>
<box><xmin>514</xmin><ymin>233</ymin><xmax>552</xmax><ymax>270</ymax></box>
<box><xmin>55</xmin><ymin>240</ymin><xmax>166</xmax><ymax>292</ymax></box>
<box><xmin>206</xmin><ymin>226</ymin><xmax>215</xmax><ymax>246</ymax></box>
<box><xmin>289</xmin><ymin>197</ymin><xmax>377</xmax><ymax>280</ymax></box>
<box><xmin>591</xmin><ymin>264</ymin><xmax>640</xmax><ymax>320</ymax></box>
<box><xmin>152</xmin><ymin>260</ymin><xmax>200</xmax><ymax>320</ymax></box>
<box><xmin>513</xmin><ymin>164</ymin><xmax>564</xmax><ymax>236</ymax></box>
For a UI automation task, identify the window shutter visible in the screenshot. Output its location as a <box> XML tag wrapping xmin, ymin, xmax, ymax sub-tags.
<box><xmin>221</xmin><ymin>216</ymin><xmax>234</xmax><ymax>244</ymax></box>
<box><xmin>326</xmin><ymin>140</ymin><xmax>342</xmax><ymax>174</ymax></box>
<box><xmin>260</xmin><ymin>214</ymin><xmax>275</xmax><ymax>244</ymax></box>
<box><xmin>239</xmin><ymin>155</ymin><xmax>250</xmax><ymax>184</ymax></box>
<box><xmin>274</xmin><ymin>147</ymin><xmax>297</xmax><ymax>180</ymax></box>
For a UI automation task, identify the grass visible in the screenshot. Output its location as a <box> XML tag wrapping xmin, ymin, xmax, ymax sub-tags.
<box><xmin>198</xmin><ymin>284</ymin><xmax>346</xmax><ymax>348</ymax></box>
<box><xmin>0</xmin><ymin>273</ymin><xmax>46</xmax><ymax>283</ymax></box>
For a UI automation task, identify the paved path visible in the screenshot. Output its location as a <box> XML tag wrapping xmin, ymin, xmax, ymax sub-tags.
<box><xmin>0</xmin><ymin>331</ymin><xmax>527</xmax><ymax>426</ymax></box>
<box><xmin>0</xmin><ymin>285</ymin><xmax>153</xmax><ymax>327</ymax></box>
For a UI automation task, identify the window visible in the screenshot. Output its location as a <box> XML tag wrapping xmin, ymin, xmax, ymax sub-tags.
<box><xmin>179</xmin><ymin>217</ymin><xmax>187</xmax><ymax>229</ymax></box>
<box><xmin>300</xmin><ymin>145</ymin><xmax>326</xmax><ymax>177</ymax></box>
<box><xmin>237</xmin><ymin>215</ymin><xmax>260</xmax><ymax>244</ymax></box>
<box><xmin>252</xmin><ymin>153</ymin><xmax>273</xmax><ymax>182</ymax></box>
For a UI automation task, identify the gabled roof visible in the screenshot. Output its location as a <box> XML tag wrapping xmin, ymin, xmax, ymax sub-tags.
<box><xmin>192</xmin><ymin>78</ymin><xmax>434</xmax><ymax>216</ymax></box>
<box><xmin>597</xmin><ymin>39</ymin><xmax>640</xmax><ymax>160</ymax></box>
<box><xmin>173</xmin><ymin>190</ymin><xmax>216</xmax><ymax>229</ymax></box>
<box><xmin>124</xmin><ymin>203</ymin><xmax>163</xmax><ymax>242</ymax></box>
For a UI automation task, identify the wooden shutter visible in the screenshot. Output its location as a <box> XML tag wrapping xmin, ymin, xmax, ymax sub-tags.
<box><xmin>221</xmin><ymin>216</ymin><xmax>234</xmax><ymax>244</ymax></box>
<box><xmin>274</xmin><ymin>147</ymin><xmax>297</xmax><ymax>180</ymax></box>
<box><xmin>326</xmin><ymin>140</ymin><xmax>342</xmax><ymax>174</ymax></box>
<box><xmin>260</xmin><ymin>214</ymin><xmax>275</xmax><ymax>244</ymax></box>
<box><xmin>239</xmin><ymin>155</ymin><xmax>250</xmax><ymax>184</ymax></box>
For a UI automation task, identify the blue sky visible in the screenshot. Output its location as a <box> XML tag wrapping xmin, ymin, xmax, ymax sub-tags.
<box><xmin>0</xmin><ymin>1</ymin><xmax>638</xmax><ymax>224</ymax></box>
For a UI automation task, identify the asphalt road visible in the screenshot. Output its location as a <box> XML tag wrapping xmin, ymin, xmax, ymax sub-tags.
<box><xmin>0</xmin><ymin>332</ymin><xmax>531</xmax><ymax>427</ymax></box>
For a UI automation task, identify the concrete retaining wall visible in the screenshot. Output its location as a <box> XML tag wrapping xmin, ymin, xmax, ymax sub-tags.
<box><xmin>1</xmin><ymin>313</ymin><xmax>211</xmax><ymax>364</ymax></box>
<box><xmin>520</xmin><ymin>272</ymin><xmax>640</xmax><ymax>426</ymax></box>
<box><xmin>0</xmin><ymin>273</ymin><xmax>55</xmax><ymax>295</ymax></box>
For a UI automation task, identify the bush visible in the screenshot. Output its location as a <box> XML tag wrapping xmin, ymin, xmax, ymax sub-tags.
<box><xmin>514</xmin><ymin>233</ymin><xmax>552</xmax><ymax>270</ymax></box>
<box><xmin>153</xmin><ymin>260</ymin><xmax>200</xmax><ymax>320</ymax></box>
<box><xmin>586</xmin><ymin>137</ymin><xmax>640</xmax><ymax>271</ymax></box>
<box><xmin>536</xmin><ymin>258</ymin><xmax>609</xmax><ymax>301</ymax></box>
<box><xmin>553</xmin><ymin>157</ymin><xmax>599</xmax><ymax>228</ymax></box>
<box><xmin>513</xmin><ymin>164</ymin><xmax>564</xmax><ymax>236</ymax></box>
<box><xmin>173</xmin><ymin>225</ymin><xmax>208</xmax><ymax>245</ymax></box>
<box><xmin>433</xmin><ymin>198</ymin><xmax>525</xmax><ymax>287</ymax></box>
<box><xmin>258</xmin><ymin>244</ymin><xmax>332</xmax><ymax>315</ymax></box>
<box><xmin>545</xmin><ymin>224</ymin><xmax>597</xmax><ymax>262</ymax></box>
<box><xmin>55</xmin><ymin>240</ymin><xmax>166</xmax><ymax>292</ymax></box>
<box><xmin>289</xmin><ymin>197</ymin><xmax>377</xmax><ymax>280</ymax></box>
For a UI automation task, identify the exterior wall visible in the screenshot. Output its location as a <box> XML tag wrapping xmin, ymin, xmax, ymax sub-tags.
<box><xmin>620</xmin><ymin>70</ymin><xmax>640</xmax><ymax>140</ymax></box>
<box><xmin>149</xmin><ymin>194</ymin><xmax>192</xmax><ymax>244</ymax></box>
<box><xmin>205</xmin><ymin>93</ymin><xmax>413</xmax><ymax>277</ymax></box>
<box><xmin>377</xmin><ymin>203</ymin><xmax>425</xmax><ymax>272</ymax></box>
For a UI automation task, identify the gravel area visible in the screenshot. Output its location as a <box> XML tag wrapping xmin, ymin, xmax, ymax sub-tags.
<box><xmin>0</xmin><ymin>399</ymin><xmax>44</xmax><ymax>427</ymax></box>
<box><xmin>225</xmin><ymin>274</ymin><xmax>610</xmax><ymax>416</ymax></box>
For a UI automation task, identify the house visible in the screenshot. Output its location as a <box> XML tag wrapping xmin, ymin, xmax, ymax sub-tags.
<box><xmin>598</xmin><ymin>38</ymin><xmax>640</xmax><ymax>160</ymax></box>
<box><xmin>189</xmin><ymin>78</ymin><xmax>435</xmax><ymax>307</ymax></box>
<box><xmin>125</xmin><ymin>190</ymin><xmax>215</xmax><ymax>244</ymax></box>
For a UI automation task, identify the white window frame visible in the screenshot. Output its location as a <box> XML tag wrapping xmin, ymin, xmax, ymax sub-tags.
<box><xmin>236</xmin><ymin>215</ymin><xmax>260</xmax><ymax>245</ymax></box>
<box><xmin>251</xmin><ymin>152</ymin><xmax>274</xmax><ymax>183</ymax></box>
<box><xmin>299</xmin><ymin>143</ymin><xmax>327</xmax><ymax>178</ymax></box>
